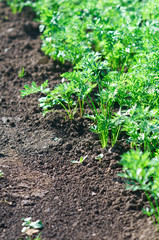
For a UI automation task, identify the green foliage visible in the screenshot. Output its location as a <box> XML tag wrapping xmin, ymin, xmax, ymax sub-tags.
<box><xmin>61</xmin><ymin>69</ymin><xmax>97</xmax><ymax>117</ymax></box>
<box><xmin>6</xmin><ymin>0</ymin><xmax>25</xmax><ymax>14</ymax></box>
<box><xmin>112</xmin><ymin>106</ymin><xmax>159</xmax><ymax>155</ymax></box>
<box><xmin>119</xmin><ymin>149</ymin><xmax>159</xmax><ymax>225</ymax></box>
<box><xmin>117</xmin><ymin>51</ymin><xmax>159</xmax><ymax>109</ymax></box>
<box><xmin>71</xmin><ymin>155</ymin><xmax>88</xmax><ymax>164</ymax></box>
<box><xmin>21</xmin><ymin>80</ymin><xmax>49</xmax><ymax>97</ymax></box>
<box><xmin>110</xmin><ymin>109</ymin><xmax>125</xmax><ymax>147</ymax></box>
<box><xmin>19</xmin><ymin>0</ymin><xmax>158</xmax><ymax>152</ymax></box>
<box><xmin>0</xmin><ymin>170</ymin><xmax>4</xmax><ymax>178</ymax></box>
<box><xmin>22</xmin><ymin>217</ymin><xmax>43</xmax><ymax>233</ymax></box>
<box><xmin>21</xmin><ymin>217</ymin><xmax>43</xmax><ymax>240</ymax></box>
<box><xmin>37</xmin><ymin>0</ymin><xmax>159</xmax><ymax>68</ymax></box>
<box><xmin>88</xmin><ymin>113</ymin><xmax>110</xmax><ymax>148</ymax></box>
<box><xmin>95</xmin><ymin>153</ymin><xmax>104</xmax><ymax>163</ymax></box>
<box><xmin>39</xmin><ymin>81</ymin><xmax>77</xmax><ymax>119</ymax></box>
<box><xmin>18</xmin><ymin>67</ymin><xmax>25</xmax><ymax>78</ymax></box>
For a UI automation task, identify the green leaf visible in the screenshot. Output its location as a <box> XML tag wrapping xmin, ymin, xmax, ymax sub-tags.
<box><xmin>30</xmin><ymin>220</ymin><xmax>43</xmax><ymax>229</ymax></box>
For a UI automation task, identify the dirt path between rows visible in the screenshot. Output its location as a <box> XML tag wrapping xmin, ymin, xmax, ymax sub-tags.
<box><xmin>0</xmin><ymin>2</ymin><xmax>159</xmax><ymax>239</ymax></box>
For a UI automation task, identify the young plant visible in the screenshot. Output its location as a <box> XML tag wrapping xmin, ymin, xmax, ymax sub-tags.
<box><xmin>7</xmin><ymin>0</ymin><xmax>25</xmax><ymax>14</ymax></box>
<box><xmin>86</xmin><ymin>85</ymin><xmax>118</xmax><ymax>148</ymax></box>
<box><xmin>71</xmin><ymin>155</ymin><xmax>88</xmax><ymax>164</ymax></box>
<box><xmin>21</xmin><ymin>80</ymin><xmax>50</xmax><ymax>97</ymax></box>
<box><xmin>88</xmin><ymin>113</ymin><xmax>110</xmax><ymax>148</ymax></box>
<box><xmin>18</xmin><ymin>67</ymin><xmax>25</xmax><ymax>78</ymax></box>
<box><xmin>110</xmin><ymin>109</ymin><xmax>125</xmax><ymax>147</ymax></box>
<box><xmin>39</xmin><ymin>81</ymin><xmax>77</xmax><ymax>119</ymax></box>
<box><xmin>121</xmin><ymin>106</ymin><xmax>159</xmax><ymax>156</ymax></box>
<box><xmin>61</xmin><ymin>69</ymin><xmax>97</xmax><ymax>117</ymax></box>
<box><xmin>21</xmin><ymin>217</ymin><xmax>43</xmax><ymax>240</ymax></box>
<box><xmin>119</xmin><ymin>149</ymin><xmax>159</xmax><ymax>226</ymax></box>
<box><xmin>0</xmin><ymin>170</ymin><xmax>4</xmax><ymax>178</ymax></box>
<box><xmin>22</xmin><ymin>67</ymin><xmax>97</xmax><ymax>119</ymax></box>
<box><xmin>95</xmin><ymin>153</ymin><xmax>104</xmax><ymax>163</ymax></box>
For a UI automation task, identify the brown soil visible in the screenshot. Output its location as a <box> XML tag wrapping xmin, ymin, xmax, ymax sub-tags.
<box><xmin>0</xmin><ymin>2</ymin><xmax>159</xmax><ymax>240</ymax></box>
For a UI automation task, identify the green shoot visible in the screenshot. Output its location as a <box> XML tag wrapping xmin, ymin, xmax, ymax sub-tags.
<box><xmin>71</xmin><ymin>155</ymin><xmax>88</xmax><ymax>164</ymax></box>
<box><xmin>119</xmin><ymin>149</ymin><xmax>159</xmax><ymax>226</ymax></box>
<box><xmin>120</xmin><ymin>106</ymin><xmax>159</xmax><ymax>156</ymax></box>
<box><xmin>21</xmin><ymin>80</ymin><xmax>50</xmax><ymax>97</ymax></box>
<box><xmin>18</xmin><ymin>67</ymin><xmax>25</xmax><ymax>78</ymax></box>
<box><xmin>7</xmin><ymin>0</ymin><xmax>25</xmax><ymax>14</ymax></box>
<box><xmin>22</xmin><ymin>217</ymin><xmax>43</xmax><ymax>231</ymax></box>
<box><xmin>0</xmin><ymin>170</ymin><xmax>4</xmax><ymax>178</ymax></box>
<box><xmin>95</xmin><ymin>153</ymin><xmax>104</xmax><ymax>163</ymax></box>
<box><xmin>21</xmin><ymin>217</ymin><xmax>43</xmax><ymax>240</ymax></box>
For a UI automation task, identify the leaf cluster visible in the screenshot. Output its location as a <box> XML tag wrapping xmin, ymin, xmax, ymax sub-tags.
<box><xmin>119</xmin><ymin>149</ymin><xmax>159</xmax><ymax>224</ymax></box>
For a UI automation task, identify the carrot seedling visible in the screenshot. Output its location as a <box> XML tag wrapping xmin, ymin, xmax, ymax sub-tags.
<box><xmin>71</xmin><ymin>155</ymin><xmax>88</xmax><ymax>164</ymax></box>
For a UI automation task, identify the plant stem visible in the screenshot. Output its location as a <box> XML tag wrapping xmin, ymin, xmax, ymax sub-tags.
<box><xmin>145</xmin><ymin>191</ymin><xmax>159</xmax><ymax>222</ymax></box>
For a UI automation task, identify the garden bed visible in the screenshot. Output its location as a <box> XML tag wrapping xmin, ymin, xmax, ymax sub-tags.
<box><xmin>0</xmin><ymin>2</ymin><xmax>159</xmax><ymax>240</ymax></box>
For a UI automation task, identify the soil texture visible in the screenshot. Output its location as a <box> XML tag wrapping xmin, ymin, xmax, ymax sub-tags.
<box><xmin>0</xmin><ymin>2</ymin><xmax>159</xmax><ymax>240</ymax></box>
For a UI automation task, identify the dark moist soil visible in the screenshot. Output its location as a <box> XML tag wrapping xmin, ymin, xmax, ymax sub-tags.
<box><xmin>0</xmin><ymin>2</ymin><xmax>159</xmax><ymax>240</ymax></box>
